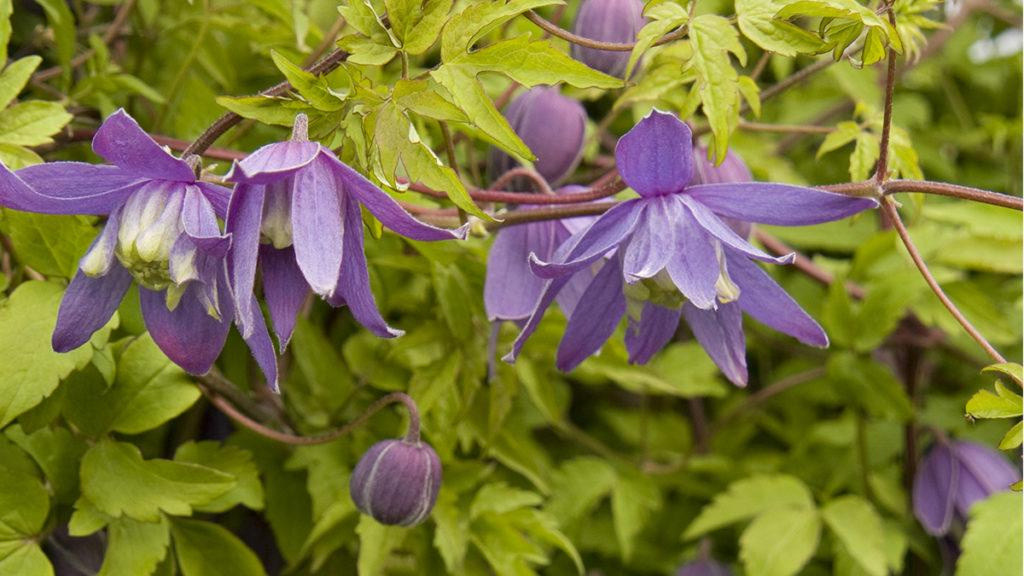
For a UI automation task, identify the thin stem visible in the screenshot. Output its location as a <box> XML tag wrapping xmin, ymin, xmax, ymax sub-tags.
<box><xmin>486</xmin><ymin>202</ymin><xmax>617</xmax><ymax>229</ymax></box>
<box><xmin>183</xmin><ymin>48</ymin><xmax>348</xmax><ymax>157</ymax></box>
<box><xmin>881</xmin><ymin>197</ymin><xmax>1007</xmax><ymax>363</ymax></box>
<box><xmin>875</xmin><ymin>6</ymin><xmax>899</xmax><ymax>184</ymax></box>
<box><xmin>200</xmin><ymin>382</ymin><xmax>423</xmax><ymax>445</ymax></box>
<box><xmin>488</xmin><ymin>167</ymin><xmax>555</xmax><ymax>196</ymax></box>
<box><xmin>523</xmin><ymin>10</ymin><xmax>687</xmax><ymax>51</ymax></box>
<box><xmin>883</xmin><ymin>180</ymin><xmax>1022</xmax><ymax>211</ymax></box>
<box><xmin>33</xmin><ymin>0</ymin><xmax>137</xmax><ymax>83</ymax></box>
<box><xmin>687</xmin><ymin>398</ymin><xmax>710</xmax><ymax>454</ymax></box>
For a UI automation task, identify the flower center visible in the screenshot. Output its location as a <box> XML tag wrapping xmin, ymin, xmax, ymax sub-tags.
<box><xmin>114</xmin><ymin>184</ymin><xmax>186</xmax><ymax>290</ymax></box>
<box><xmin>260</xmin><ymin>182</ymin><xmax>293</xmax><ymax>249</ymax></box>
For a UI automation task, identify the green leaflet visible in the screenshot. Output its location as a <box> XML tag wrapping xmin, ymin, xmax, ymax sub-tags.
<box><xmin>689</xmin><ymin>14</ymin><xmax>745</xmax><ymax>163</ymax></box>
<box><xmin>0</xmin><ymin>101</ymin><xmax>73</xmax><ymax>146</ymax></box>
<box><xmin>956</xmin><ymin>492</ymin><xmax>1023</xmax><ymax>576</ymax></box>
<box><xmin>172</xmin><ymin>518</ymin><xmax>266</xmax><ymax>576</ymax></box>
<box><xmin>0</xmin><ymin>57</ymin><xmax>42</xmax><ymax>109</ymax></box>
<box><xmin>736</xmin><ymin>0</ymin><xmax>826</xmax><ymax>57</ymax></box>
<box><xmin>822</xmin><ymin>496</ymin><xmax>887</xmax><ymax>576</ymax></box>
<box><xmin>684</xmin><ymin>474</ymin><xmax>815</xmax><ymax>539</ymax></box>
<box><xmin>740</xmin><ymin>507</ymin><xmax>822</xmax><ymax>576</ymax></box>
<box><xmin>97</xmin><ymin>518</ymin><xmax>172</xmax><ymax>576</ymax></box>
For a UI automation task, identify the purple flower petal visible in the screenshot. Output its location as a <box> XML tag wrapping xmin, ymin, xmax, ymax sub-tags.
<box><xmin>529</xmin><ymin>199</ymin><xmax>642</xmax><ymax>279</ymax></box>
<box><xmin>679</xmin><ymin>196</ymin><xmax>794</xmax><ymax>265</ymax></box>
<box><xmin>226</xmin><ymin>140</ymin><xmax>322</xmax><ymax>185</ymax></box>
<box><xmin>1</xmin><ymin>162</ymin><xmax>140</xmax><ymax>215</ymax></box>
<box><xmin>686</xmin><ymin>182</ymin><xmax>878</xmax><ymax>225</ymax></box>
<box><xmin>238</xmin><ymin>293</ymin><xmax>279</xmax><ymax>392</ymax></box>
<box><xmin>260</xmin><ymin>245</ymin><xmax>310</xmax><ymax>349</ymax></box>
<box><xmin>623</xmin><ymin>196</ymin><xmax>677</xmax><ymax>280</ymax></box>
<box><xmin>181</xmin><ymin>185</ymin><xmax>230</xmax><ymax>258</ymax></box>
<box><xmin>727</xmin><ymin>252</ymin><xmax>828</xmax><ymax>347</ymax></box>
<box><xmin>226</xmin><ymin>184</ymin><xmax>265</xmax><ymax>337</ymax></box>
<box><xmin>913</xmin><ymin>442</ymin><xmax>959</xmax><ymax>536</ymax></box>
<box><xmin>291</xmin><ymin>158</ymin><xmax>345</xmax><ymax>298</ymax></box>
<box><xmin>626</xmin><ymin>303</ymin><xmax>681</xmax><ymax>364</ymax></box>
<box><xmin>484</xmin><ymin>221</ymin><xmax>558</xmax><ymax>322</ymax></box>
<box><xmin>52</xmin><ymin>266</ymin><xmax>132</xmax><ymax>352</ymax></box>
<box><xmin>556</xmin><ymin>257</ymin><xmax>626</xmax><ymax>371</ymax></box>
<box><xmin>140</xmin><ymin>284</ymin><xmax>231</xmax><ymax>375</ymax></box>
<box><xmin>682</xmin><ymin>302</ymin><xmax>747</xmax><ymax>387</ymax></box>
<box><xmin>504</xmin><ymin>274</ymin><xmax>574</xmax><ymax>364</ymax></box>
<box><xmin>666</xmin><ymin>207</ymin><xmax>719</xmax><ymax>310</ymax></box>
<box><xmin>952</xmin><ymin>440</ymin><xmax>1022</xmax><ymax>518</ymax></box>
<box><xmin>615</xmin><ymin>110</ymin><xmax>693</xmax><ymax>197</ymax></box>
<box><xmin>327</xmin><ymin>155</ymin><xmax>468</xmax><ymax>241</ymax></box>
<box><xmin>92</xmin><ymin>109</ymin><xmax>195</xmax><ymax>182</ymax></box>
<box><xmin>328</xmin><ymin>195</ymin><xmax>403</xmax><ymax>338</ymax></box>
<box><xmin>195</xmin><ymin>182</ymin><xmax>233</xmax><ymax>219</ymax></box>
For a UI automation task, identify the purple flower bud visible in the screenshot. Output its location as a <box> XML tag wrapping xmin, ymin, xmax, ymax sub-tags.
<box><xmin>912</xmin><ymin>439</ymin><xmax>1021</xmax><ymax>536</ymax></box>
<box><xmin>488</xmin><ymin>87</ymin><xmax>587</xmax><ymax>189</ymax></box>
<box><xmin>350</xmin><ymin>439</ymin><xmax>442</xmax><ymax>526</ymax></box>
<box><xmin>676</xmin><ymin>559</ymin><xmax>733</xmax><ymax>576</ymax></box>
<box><xmin>571</xmin><ymin>0</ymin><xmax>645</xmax><ymax>77</ymax></box>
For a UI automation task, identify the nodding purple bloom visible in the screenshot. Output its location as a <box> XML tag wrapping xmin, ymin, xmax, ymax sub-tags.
<box><xmin>225</xmin><ymin>114</ymin><xmax>467</xmax><ymax>349</ymax></box>
<box><xmin>504</xmin><ymin>110</ymin><xmax>878</xmax><ymax>385</ymax></box>
<box><xmin>913</xmin><ymin>439</ymin><xmax>1021</xmax><ymax>536</ymax></box>
<box><xmin>350</xmin><ymin>439</ymin><xmax>442</xmax><ymax>526</ymax></box>
<box><xmin>488</xmin><ymin>87</ymin><xmax>587</xmax><ymax>189</ymax></box>
<box><xmin>571</xmin><ymin>0</ymin><xmax>645</xmax><ymax>77</ymax></box>
<box><xmin>676</xmin><ymin>558</ymin><xmax>733</xmax><ymax>576</ymax></box>
<box><xmin>0</xmin><ymin>110</ymin><xmax>276</xmax><ymax>382</ymax></box>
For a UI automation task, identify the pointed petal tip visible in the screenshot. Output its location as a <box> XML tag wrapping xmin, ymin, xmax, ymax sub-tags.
<box><xmin>501</xmin><ymin>350</ymin><xmax>517</xmax><ymax>364</ymax></box>
<box><xmin>51</xmin><ymin>333</ymin><xmax>80</xmax><ymax>354</ymax></box>
<box><xmin>454</xmin><ymin>223</ymin><xmax>471</xmax><ymax>240</ymax></box>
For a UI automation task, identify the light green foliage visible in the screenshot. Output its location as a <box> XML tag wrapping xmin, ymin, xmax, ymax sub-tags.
<box><xmin>98</xmin><ymin>518</ymin><xmax>171</xmax><ymax>576</ymax></box>
<box><xmin>0</xmin><ymin>212</ymin><xmax>95</xmax><ymax>277</ymax></box>
<box><xmin>740</xmin><ymin>507</ymin><xmax>821</xmax><ymax>576</ymax></box>
<box><xmin>956</xmin><ymin>492</ymin><xmax>1023</xmax><ymax>576</ymax></box>
<box><xmin>171</xmin><ymin>518</ymin><xmax>267</xmax><ymax>576</ymax></box>
<box><xmin>684</xmin><ymin>474</ymin><xmax>815</xmax><ymax>538</ymax></box>
<box><xmin>822</xmin><ymin>496</ymin><xmax>888</xmax><ymax>576</ymax></box>
<box><xmin>736</xmin><ymin>0</ymin><xmax>826</xmax><ymax>57</ymax></box>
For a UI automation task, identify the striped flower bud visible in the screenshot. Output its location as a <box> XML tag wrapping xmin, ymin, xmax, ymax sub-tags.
<box><xmin>488</xmin><ymin>87</ymin><xmax>587</xmax><ymax>189</ymax></box>
<box><xmin>350</xmin><ymin>439</ymin><xmax>442</xmax><ymax>526</ymax></box>
<box><xmin>571</xmin><ymin>0</ymin><xmax>645</xmax><ymax>77</ymax></box>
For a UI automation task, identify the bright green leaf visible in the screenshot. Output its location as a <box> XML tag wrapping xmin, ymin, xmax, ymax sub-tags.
<box><xmin>956</xmin><ymin>492</ymin><xmax>1022</xmax><ymax>576</ymax></box>
<box><xmin>172</xmin><ymin>518</ymin><xmax>266</xmax><ymax>576</ymax></box>
<box><xmin>822</xmin><ymin>496</ymin><xmax>887</xmax><ymax>576</ymax></box>
<box><xmin>740</xmin><ymin>507</ymin><xmax>822</xmax><ymax>576</ymax></box>
<box><xmin>684</xmin><ymin>474</ymin><xmax>815</xmax><ymax>539</ymax></box>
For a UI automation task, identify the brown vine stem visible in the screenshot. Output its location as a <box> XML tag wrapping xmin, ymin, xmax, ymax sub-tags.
<box><xmin>199</xmin><ymin>379</ymin><xmax>424</xmax><ymax>445</ymax></box>
<box><xmin>488</xmin><ymin>167</ymin><xmax>555</xmax><ymax>196</ymax></box>
<box><xmin>523</xmin><ymin>10</ymin><xmax>687</xmax><ymax>51</ymax></box>
<box><xmin>883</xmin><ymin>180</ymin><xmax>1022</xmax><ymax>211</ymax></box>
<box><xmin>33</xmin><ymin>0</ymin><xmax>137</xmax><ymax>83</ymax></box>
<box><xmin>881</xmin><ymin>197</ymin><xmax>1007</xmax><ymax>363</ymax></box>
<box><xmin>182</xmin><ymin>48</ymin><xmax>349</xmax><ymax>157</ymax></box>
<box><xmin>875</xmin><ymin>15</ymin><xmax>899</xmax><ymax>184</ymax></box>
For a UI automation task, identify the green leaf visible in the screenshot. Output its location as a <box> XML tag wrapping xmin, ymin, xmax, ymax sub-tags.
<box><xmin>402</xmin><ymin>0</ymin><xmax>453</xmax><ymax>54</ymax></box>
<box><xmin>684</xmin><ymin>474</ymin><xmax>815</xmax><ymax>539</ymax></box>
<box><xmin>5</xmin><ymin>425</ymin><xmax>87</xmax><ymax>504</ymax></box>
<box><xmin>956</xmin><ymin>492</ymin><xmax>1022</xmax><ymax>576</ymax></box>
<box><xmin>850</xmin><ymin>131</ymin><xmax>880</xmax><ymax>181</ymax></box>
<box><xmin>546</xmin><ymin>457</ymin><xmax>617</xmax><ymax>525</ymax></box>
<box><xmin>470</xmin><ymin>483</ymin><xmax>543</xmax><ymax>519</ymax></box>
<box><xmin>0</xmin><ymin>0</ymin><xmax>11</xmax><ymax>66</ymax></box>
<box><xmin>80</xmin><ymin>439</ymin><xmax>236</xmax><ymax>523</ymax></box>
<box><xmin>740</xmin><ymin>507</ymin><xmax>822</xmax><ymax>576</ymax></box>
<box><xmin>689</xmin><ymin>14</ymin><xmax>745</xmax><ymax>162</ymax></box>
<box><xmin>827</xmin><ymin>353</ymin><xmax>913</xmax><ymax>421</ymax></box>
<box><xmin>0</xmin><ymin>281</ymin><xmax>114</xmax><ymax>428</ymax></box>
<box><xmin>433</xmin><ymin>489</ymin><xmax>470</xmax><ymax>573</ymax></box>
<box><xmin>817</xmin><ymin>121</ymin><xmax>861</xmax><ymax>158</ymax></box>
<box><xmin>611</xmin><ymin>470</ymin><xmax>661</xmax><ymax>561</ymax></box>
<box><xmin>356</xmin><ymin>514</ymin><xmax>405</xmax><ymax>575</ymax></box>
<box><xmin>966</xmin><ymin>384</ymin><xmax>1023</xmax><ymax>420</ymax></box>
<box><xmin>174</xmin><ymin>441</ymin><xmax>264</xmax><ymax>513</ymax></box>
<box><xmin>736</xmin><ymin>0</ymin><xmax>826</xmax><ymax>56</ymax></box>
<box><xmin>1000</xmin><ymin>421</ymin><xmax>1022</xmax><ymax>450</ymax></box>
<box><xmin>0</xmin><ymin>57</ymin><xmax>43</xmax><ymax>109</ymax></box>
<box><xmin>822</xmin><ymin>496</ymin><xmax>887</xmax><ymax>576</ymax></box>
<box><xmin>0</xmin><ymin>543</ymin><xmax>52</xmax><ymax>576</ymax></box>
<box><xmin>63</xmin><ymin>334</ymin><xmax>201</xmax><ymax>436</ymax></box>
<box><xmin>983</xmin><ymin>363</ymin><xmax>1024</xmax><ymax>387</ymax></box>
<box><xmin>0</xmin><ymin>144</ymin><xmax>43</xmax><ymax>169</ymax></box>
<box><xmin>624</xmin><ymin>4</ymin><xmax>689</xmax><ymax>79</ymax></box>
<box><xmin>0</xmin><ymin>101</ymin><xmax>71</xmax><ymax>146</ymax></box>
<box><xmin>98</xmin><ymin>518</ymin><xmax>171</xmax><ymax>576</ymax></box>
<box><xmin>0</xmin><ymin>211</ymin><xmax>95</xmax><ymax>277</ymax></box>
<box><xmin>394</xmin><ymin>79</ymin><xmax>468</xmax><ymax>123</ymax></box>
<box><xmin>439</xmin><ymin>0</ymin><xmax>560</xmax><ymax>61</ymax></box>
<box><xmin>0</xmin><ymin>458</ymin><xmax>49</xmax><ymax>539</ymax></box>
<box><xmin>269</xmin><ymin>50</ymin><xmax>346</xmax><ymax>111</ymax></box>
<box><xmin>171</xmin><ymin>518</ymin><xmax>266</xmax><ymax>576</ymax></box>
<box><xmin>216</xmin><ymin>95</ymin><xmax>307</xmax><ymax>126</ymax></box>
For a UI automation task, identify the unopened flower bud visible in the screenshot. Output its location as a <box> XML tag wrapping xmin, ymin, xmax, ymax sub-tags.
<box><xmin>350</xmin><ymin>439</ymin><xmax>442</xmax><ymax>526</ymax></box>
<box><xmin>488</xmin><ymin>87</ymin><xmax>587</xmax><ymax>189</ymax></box>
<box><xmin>913</xmin><ymin>439</ymin><xmax>1021</xmax><ymax>536</ymax></box>
<box><xmin>571</xmin><ymin>0</ymin><xmax>645</xmax><ymax>77</ymax></box>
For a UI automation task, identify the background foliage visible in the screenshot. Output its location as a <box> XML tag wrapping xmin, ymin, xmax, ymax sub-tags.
<box><xmin>0</xmin><ymin>0</ymin><xmax>1020</xmax><ymax>574</ymax></box>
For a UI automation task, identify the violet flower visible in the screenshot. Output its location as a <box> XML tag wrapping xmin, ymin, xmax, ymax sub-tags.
<box><xmin>0</xmin><ymin>110</ymin><xmax>276</xmax><ymax>381</ymax></box>
<box><xmin>225</xmin><ymin>114</ymin><xmax>467</xmax><ymax>348</ymax></box>
<box><xmin>913</xmin><ymin>439</ymin><xmax>1021</xmax><ymax>536</ymax></box>
<box><xmin>504</xmin><ymin>110</ymin><xmax>878</xmax><ymax>385</ymax></box>
<box><xmin>571</xmin><ymin>0</ymin><xmax>646</xmax><ymax>77</ymax></box>
<box><xmin>487</xmin><ymin>87</ymin><xmax>587</xmax><ymax>189</ymax></box>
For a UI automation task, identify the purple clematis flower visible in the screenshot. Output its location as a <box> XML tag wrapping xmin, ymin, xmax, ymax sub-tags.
<box><xmin>504</xmin><ymin>110</ymin><xmax>878</xmax><ymax>385</ymax></box>
<box><xmin>225</xmin><ymin>114</ymin><xmax>467</xmax><ymax>348</ymax></box>
<box><xmin>0</xmin><ymin>110</ymin><xmax>277</xmax><ymax>382</ymax></box>
<box><xmin>913</xmin><ymin>439</ymin><xmax>1021</xmax><ymax>536</ymax></box>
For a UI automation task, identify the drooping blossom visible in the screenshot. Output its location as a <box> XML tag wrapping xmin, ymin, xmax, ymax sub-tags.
<box><xmin>0</xmin><ymin>110</ymin><xmax>276</xmax><ymax>382</ymax></box>
<box><xmin>504</xmin><ymin>110</ymin><xmax>878</xmax><ymax>385</ymax></box>
<box><xmin>224</xmin><ymin>114</ymin><xmax>467</xmax><ymax>349</ymax></box>
<box><xmin>350</xmin><ymin>438</ymin><xmax>442</xmax><ymax>526</ymax></box>
<box><xmin>571</xmin><ymin>0</ymin><xmax>646</xmax><ymax>77</ymax></box>
<box><xmin>487</xmin><ymin>87</ymin><xmax>587</xmax><ymax>189</ymax></box>
<box><xmin>913</xmin><ymin>439</ymin><xmax>1021</xmax><ymax>536</ymax></box>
